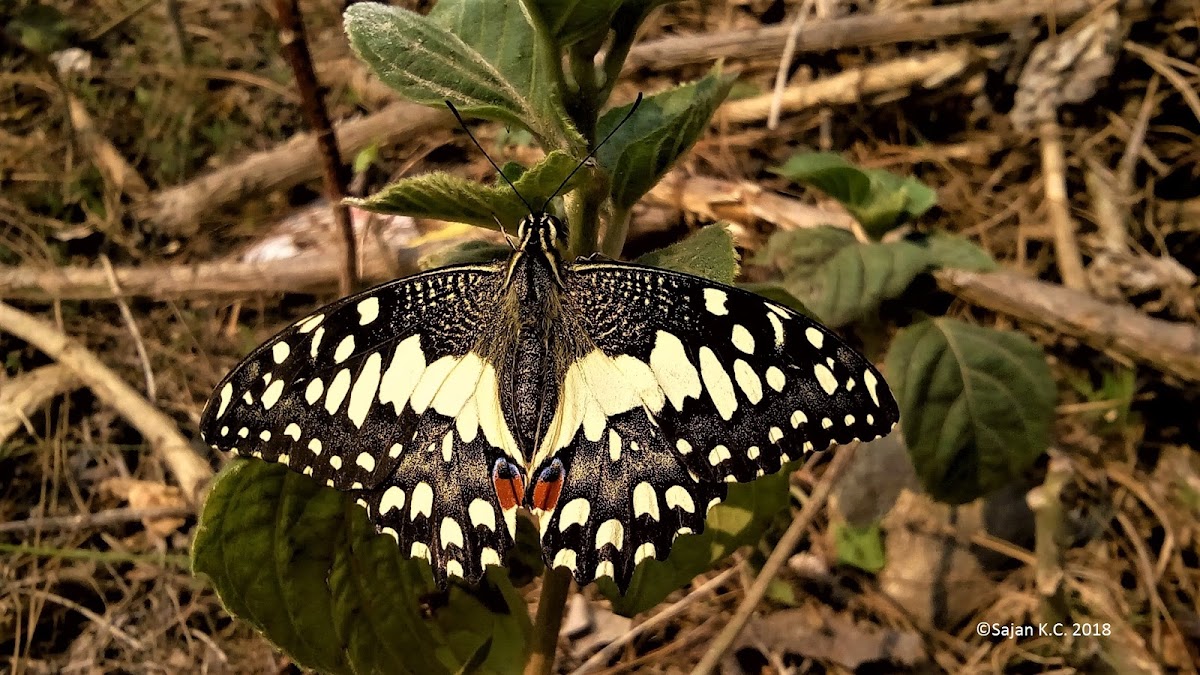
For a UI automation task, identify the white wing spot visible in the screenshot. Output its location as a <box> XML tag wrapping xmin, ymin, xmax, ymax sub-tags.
<box><xmin>703</xmin><ymin>288</ymin><xmax>728</xmax><ymax>315</ymax></box>
<box><xmin>242</xmin><ymin>391</ymin><xmax>253</xmax><ymax>405</ymax></box>
<box><xmin>324</xmin><ymin>368</ymin><xmax>352</xmax><ymax>413</ymax></box>
<box><xmin>347</xmin><ymin>352</ymin><xmax>383</xmax><ymax>428</ymax></box>
<box><xmin>382</xmin><ymin>527</ymin><xmax>399</xmax><ymax>543</ymax></box>
<box><xmin>380</xmin><ymin>486</ymin><xmax>405</xmax><ymax>514</ymax></box>
<box><xmin>272</xmin><ymin>342</ymin><xmax>290</xmax><ymax>364</ymax></box>
<box><xmin>630</xmin><ymin>440</ymin><xmax>639</xmax><ymax>452</ymax></box>
<box><xmin>708</xmin><ymin>445</ymin><xmax>732</xmax><ymax>466</ymax></box>
<box><xmin>733</xmin><ymin>359</ymin><xmax>763</xmax><ymax>404</ymax></box>
<box><xmin>846</xmin><ymin>378</ymin><xmax>856</xmax><ymax>391</ymax></box>
<box><xmin>296</xmin><ymin>314</ymin><xmax>324</xmax><ymax>333</ymax></box>
<box><xmin>766</xmin><ymin>366</ymin><xmax>786</xmax><ymax>392</ymax></box>
<box><xmin>747</xmin><ymin>446</ymin><xmax>760</xmax><ymax>460</ymax></box>
<box><xmin>805</xmin><ymin>327</ymin><xmax>824</xmax><ymax>349</ymax></box>
<box><xmin>329</xmin><ymin>455</ymin><xmax>342</xmax><ymax>470</ymax></box>
<box><xmin>308</xmin><ymin>438</ymin><xmax>322</xmax><ymax>455</ymax></box>
<box><xmin>864</xmin><ymin>370</ymin><xmax>881</xmax><ymax>406</ymax></box>
<box><xmin>665</xmin><ymin>485</ymin><xmax>696</xmax><ymax>513</ymax></box>
<box><xmin>731</xmin><ymin>324</ymin><xmax>755</xmax><ymax>354</ymax></box>
<box><xmin>633</xmin><ymin>482</ymin><xmax>660</xmax><ymax>521</ymax></box>
<box><xmin>558</xmin><ymin>498</ymin><xmax>591</xmax><ymax>530</ymax></box>
<box><xmin>867</xmin><ymin>414</ymin><xmax>875</xmax><ymax>425</ymax></box>
<box><xmin>822</xmin><ymin>417</ymin><xmax>834</xmax><ymax>429</ymax></box>
<box><xmin>814</xmin><ymin>364</ymin><xmax>838</xmax><ymax>395</ymax></box>
<box><xmin>309</xmin><ymin>326</ymin><xmax>325</xmax><ymax>359</ymax></box>
<box><xmin>220</xmin><ymin>425</ymin><xmax>228</xmax><ymax>436</ymax></box>
<box><xmin>303</xmin><ymin>466</ymin><xmax>314</xmax><ymax>476</ymax></box>
<box><xmin>804</xmin><ymin>441</ymin><xmax>815</xmax><ymax>452</ymax></box>
<box><xmin>356</xmin><ymin>452</ymin><xmax>376</xmax><ymax>472</ymax></box>
<box><xmin>389</xmin><ymin>443</ymin><xmax>403</xmax><ymax>458</ymax></box>
<box><xmin>791</xmin><ymin>410</ymin><xmax>808</xmax><ymax>427</ymax></box>
<box><xmin>707</xmin><ymin>498</ymin><xmax>722</xmax><ymax>514</ymax></box>
<box><xmin>357</xmin><ymin>297</ymin><xmax>380</xmax><ymax>325</ymax></box>
<box><xmin>305</xmin><ymin>378</ymin><xmax>324</xmax><ymax>405</ymax></box>
<box><xmin>259</xmin><ymin>430</ymin><xmax>271</xmax><ymax>441</ymax></box>
<box><xmin>553</xmin><ymin>549</ymin><xmax>578</xmax><ymax>572</ymax></box>
<box><xmin>260</xmin><ymin>379</ymin><xmax>285</xmax><ymax>410</ymax></box>
<box><xmin>649</xmin><ymin>330</ymin><xmax>702</xmax><ymax>411</ymax></box>
<box><xmin>469</xmin><ymin>499</ymin><xmax>495</xmax><ymax>531</ymax></box>
<box><xmin>440</xmin><ymin>518</ymin><xmax>464</xmax><ymax>549</ymax></box>
<box><xmin>699</xmin><ymin>347</ymin><xmax>738</xmax><ymax>420</ymax></box>
<box><xmin>635</xmin><ymin>543</ymin><xmax>656</xmax><ymax>564</ymax></box>
<box><xmin>410</xmin><ymin>482</ymin><xmax>433</xmax><ymax>520</ymax></box>
<box><xmin>845</xmin><ymin>414</ymin><xmax>855</xmax><ymax>426</ymax></box>
<box><xmin>595</xmin><ymin>519</ymin><xmax>624</xmax><ymax>551</ymax></box>
<box><xmin>481</xmin><ymin>547</ymin><xmax>502</xmax><ymax>567</ymax></box>
<box><xmin>216</xmin><ymin>383</ymin><xmax>232</xmax><ymax>418</ymax></box>
<box><xmin>608</xmin><ymin>429</ymin><xmax>621</xmax><ymax>462</ymax></box>
<box><xmin>284</xmin><ymin>423</ymin><xmax>301</xmax><ymax>441</ymax></box>
<box><xmin>277</xmin><ymin>454</ymin><xmax>290</xmax><ymax>466</ymax></box>
<box><xmin>441</xmin><ymin>431</ymin><xmax>454</xmax><ymax>462</ymax></box>
<box><xmin>237</xmin><ymin>427</ymin><xmax>249</xmax><ymax>438</ymax></box>
<box><xmin>379</xmin><ymin>335</ymin><xmax>425</xmax><ymax>414</ymax></box>
<box><xmin>596</xmin><ymin>560</ymin><xmax>615</xmax><ymax>580</ymax></box>
<box><xmin>410</xmin><ymin>542</ymin><xmax>431</xmax><ymax>563</ymax></box>
<box><xmin>446</xmin><ymin>560</ymin><xmax>464</xmax><ymax>578</ymax></box>
<box><xmin>676</xmin><ymin>439</ymin><xmax>692</xmax><ymax>455</ymax></box>
<box><xmin>769</xmin><ymin>426</ymin><xmax>784</xmax><ymax>443</ymax></box>
<box><xmin>767</xmin><ymin>313</ymin><xmax>785</xmax><ymax>347</ymax></box>
<box><xmin>334</xmin><ymin>335</ymin><xmax>355</xmax><ymax>364</ymax></box>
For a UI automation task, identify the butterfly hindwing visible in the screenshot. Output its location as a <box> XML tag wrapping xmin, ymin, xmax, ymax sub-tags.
<box><xmin>531</xmin><ymin>262</ymin><xmax>899</xmax><ymax>586</ymax></box>
<box><xmin>199</xmin><ymin>265</ymin><xmax>519</xmax><ymax>585</ymax></box>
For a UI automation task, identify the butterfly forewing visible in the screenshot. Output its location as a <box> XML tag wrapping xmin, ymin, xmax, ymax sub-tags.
<box><xmin>529</xmin><ymin>263</ymin><xmax>898</xmax><ymax>587</ymax></box>
<box><xmin>199</xmin><ymin>264</ymin><xmax>522</xmax><ymax>585</ymax></box>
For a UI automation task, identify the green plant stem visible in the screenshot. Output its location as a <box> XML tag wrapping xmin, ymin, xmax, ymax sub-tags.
<box><xmin>600</xmin><ymin>206</ymin><xmax>632</xmax><ymax>258</ymax></box>
<box><xmin>524</xmin><ymin>566</ymin><xmax>572</xmax><ymax>675</ymax></box>
<box><xmin>566</xmin><ymin>168</ymin><xmax>606</xmax><ymax>256</ymax></box>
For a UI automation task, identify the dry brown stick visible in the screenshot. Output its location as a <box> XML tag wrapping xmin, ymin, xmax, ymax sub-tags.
<box><xmin>934</xmin><ymin>268</ymin><xmax>1200</xmax><ymax>383</ymax></box>
<box><xmin>720</xmin><ymin>47</ymin><xmax>990</xmax><ymax>124</ymax></box>
<box><xmin>691</xmin><ymin>443</ymin><xmax>858</xmax><ymax>675</ymax></box>
<box><xmin>272</xmin><ymin>0</ymin><xmax>358</xmax><ymax>295</ymax></box>
<box><xmin>0</xmin><ymin>364</ymin><xmax>79</xmax><ymax>445</ymax></box>
<box><xmin>625</xmin><ymin>0</ymin><xmax>1101</xmax><ymax>72</ymax></box>
<box><xmin>0</xmin><ymin>504</ymin><xmax>193</xmax><ymax>535</ymax></box>
<box><xmin>100</xmin><ymin>255</ymin><xmax>156</xmax><ymax>400</ymax></box>
<box><xmin>1026</xmin><ymin>452</ymin><xmax>1072</xmax><ymax>624</ymax></box>
<box><xmin>571</xmin><ymin>566</ymin><xmax>739</xmax><ymax>675</ymax></box>
<box><xmin>0</xmin><ymin>301</ymin><xmax>213</xmax><ymax>502</ymax></box>
<box><xmin>136</xmin><ymin>101</ymin><xmax>454</xmax><ymax>236</ymax></box>
<box><xmin>766</xmin><ymin>0</ymin><xmax>818</xmax><ymax>130</ymax></box>
<box><xmin>1038</xmin><ymin>119</ymin><xmax>1090</xmax><ymax>291</ymax></box>
<box><xmin>67</xmin><ymin>95</ymin><xmax>149</xmax><ymax>199</ymax></box>
<box><xmin>646</xmin><ymin>173</ymin><xmax>1200</xmax><ymax>384</ymax></box>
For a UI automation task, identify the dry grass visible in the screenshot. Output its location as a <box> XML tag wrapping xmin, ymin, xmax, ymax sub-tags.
<box><xmin>1</xmin><ymin>0</ymin><xmax>1198</xmax><ymax>672</ymax></box>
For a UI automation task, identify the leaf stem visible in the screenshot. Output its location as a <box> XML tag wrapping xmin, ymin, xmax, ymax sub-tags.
<box><xmin>524</xmin><ymin>566</ymin><xmax>572</xmax><ymax>675</ymax></box>
<box><xmin>600</xmin><ymin>206</ymin><xmax>632</xmax><ymax>258</ymax></box>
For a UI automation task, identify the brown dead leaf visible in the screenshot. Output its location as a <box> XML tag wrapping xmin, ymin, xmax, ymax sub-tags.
<box><xmin>99</xmin><ymin>478</ymin><xmax>188</xmax><ymax>538</ymax></box>
<box><xmin>739</xmin><ymin>605</ymin><xmax>925</xmax><ymax>669</ymax></box>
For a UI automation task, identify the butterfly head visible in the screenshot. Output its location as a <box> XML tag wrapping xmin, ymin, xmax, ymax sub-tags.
<box><xmin>517</xmin><ymin>212</ymin><xmax>566</xmax><ymax>254</ymax></box>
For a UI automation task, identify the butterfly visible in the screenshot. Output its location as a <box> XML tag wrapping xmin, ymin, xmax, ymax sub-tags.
<box><xmin>199</xmin><ymin>102</ymin><xmax>899</xmax><ymax>592</ymax></box>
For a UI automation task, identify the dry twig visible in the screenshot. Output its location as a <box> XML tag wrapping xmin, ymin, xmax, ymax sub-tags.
<box><xmin>0</xmin><ymin>364</ymin><xmax>78</xmax><ymax>445</ymax></box>
<box><xmin>0</xmin><ymin>504</ymin><xmax>192</xmax><ymax>535</ymax></box>
<box><xmin>0</xmin><ymin>301</ymin><xmax>213</xmax><ymax>501</ymax></box>
<box><xmin>1038</xmin><ymin>119</ymin><xmax>1090</xmax><ymax>291</ymax></box>
<box><xmin>691</xmin><ymin>443</ymin><xmax>859</xmax><ymax>675</ymax></box>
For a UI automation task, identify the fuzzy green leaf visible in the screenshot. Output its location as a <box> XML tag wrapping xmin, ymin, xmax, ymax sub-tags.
<box><xmin>635</xmin><ymin>223</ymin><xmax>738</xmax><ymax>284</ymax></box>
<box><xmin>349</xmin><ymin>150</ymin><xmax>579</xmax><ymax>229</ymax></box>
<box><xmin>192</xmin><ymin>460</ymin><xmax>530</xmax><ymax>675</ymax></box>
<box><xmin>750</xmin><ymin>226</ymin><xmax>856</xmax><ymax>273</ymax></box>
<box><xmin>524</xmin><ymin>0</ymin><xmax>623</xmax><ymax>47</ymax></box>
<box><xmin>597</xmin><ymin>72</ymin><xmax>736</xmax><ymax>209</ymax></box>
<box><xmin>600</xmin><ymin>469</ymin><xmax>792</xmax><ymax>615</ymax></box>
<box><xmin>419</xmin><ymin>240</ymin><xmax>512</xmax><ymax>271</ymax></box>
<box><xmin>920</xmin><ymin>231</ymin><xmax>998</xmax><ymax>272</ymax></box>
<box><xmin>344</xmin><ymin>1</ymin><xmax>576</xmax><ymax>147</ymax></box>
<box><xmin>788</xmin><ymin>240</ymin><xmax>932</xmax><ymax>328</ymax></box>
<box><xmin>886</xmin><ymin>318</ymin><xmax>1055</xmax><ymax>504</ymax></box>
<box><xmin>770</xmin><ymin>153</ymin><xmax>938</xmax><ymax>238</ymax></box>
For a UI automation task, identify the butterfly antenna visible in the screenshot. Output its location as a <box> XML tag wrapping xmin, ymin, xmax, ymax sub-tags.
<box><xmin>445</xmin><ymin>100</ymin><xmax>535</xmax><ymax>215</ymax></box>
<box><xmin>541</xmin><ymin>92</ymin><xmax>645</xmax><ymax>213</ymax></box>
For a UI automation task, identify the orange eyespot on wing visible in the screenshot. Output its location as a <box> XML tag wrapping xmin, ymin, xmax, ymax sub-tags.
<box><xmin>530</xmin><ymin>458</ymin><xmax>564</xmax><ymax>512</ymax></box>
<box><xmin>491</xmin><ymin>458</ymin><xmax>525</xmax><ymax>511</ymax></box>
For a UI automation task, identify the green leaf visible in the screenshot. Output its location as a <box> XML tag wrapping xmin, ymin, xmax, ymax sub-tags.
<box><xmin>769</xmin><ymin>153</ymin><xmax>938</xmax><ymax>238</ymax></box>
<box><xmin>524</xmin><ymin>0</ymin><xmax>623</xmax><ymax>47</ymax></box>
<box><xmin>601</xmin><ymin>468</ymin><xmax>792</xmax><ymax>615</ymax></box>
<box><xmin>919</xmin><ymin>232</ymin><xmax>998</xmax><ymax>272</ymax></box>
<box><xmin>750</xmin><ymin>226</ymin><xmax>856</xmax><ymax>273</ymax></box>
<box><xmin>419</xmin><ymin>240</ymin><xmax>512</xmax><ymax>271</ymax></box>
<box><xmin>787</xmin><ymin>240</ymin><xmax>932</xmax><ymax>328</ymax></box>
<box><xmin>193</xmin><ymin>460</ymin><xmax>530</xmax><ymax>675</ymax></box>
<box><xmin>344</xmin><ymin>1</ymin><xmax>577</xmax><ymax>148</ymax></box>
<box><xmin>885</xmin><ymin>318</ymin><xmax>1056</xmax><ymax>505</ymax></box>
<box><xmin>635</xmin><ymin>223</ymin><xmax>738</xmax><ymax>284</ymax></box>
<box><xmin>597</xmin><ymin>72</ymin><xmax>736</xmax><ymax>210</ymax></box>
<box><xmin>349</xmin><ymin>150</ymin><xmax>579</xmax><ymax>228</ymax></box>
<box><xmin>834</xmin><ymin>522</ymin><xmax>885</xmax><ymax>573</ymax></box>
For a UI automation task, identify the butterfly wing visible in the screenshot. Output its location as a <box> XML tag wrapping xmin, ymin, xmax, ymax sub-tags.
<box><xmin>532</xmin><ymin>262</ymin><xmax>899</xmax><ymax>590</ymax></box>
<box><xmin>199</xmin><ymin>265</ymin><xmax>523</xmax><ymax>586</ymax></box>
